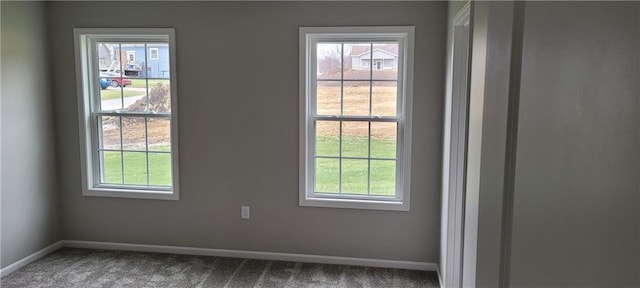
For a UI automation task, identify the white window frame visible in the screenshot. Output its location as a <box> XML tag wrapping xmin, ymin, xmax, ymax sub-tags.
<box><xmin>74</xmin><ymin>28</ymin><xmax>179</xmax><ymax>200</ymax></box>
<box><xmin>149</xmin><ymin>47</ymin><xmax>159</xmax><ymax>60</ymax></box>
<box><xmin>299</xmin><ymin>26</ymin><xmax>414</xmax><ymax>211</ymax></box>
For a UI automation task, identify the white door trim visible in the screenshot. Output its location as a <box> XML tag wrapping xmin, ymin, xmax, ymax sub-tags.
<box><xmin>463</xmin><ymin>1</ymin><xmax>490</xmax><ymax>287</ymax></box>
<box><xmin>442</xmin><ymin>3</ymin><xmax>472</xmax><ymax>288</ymax></box>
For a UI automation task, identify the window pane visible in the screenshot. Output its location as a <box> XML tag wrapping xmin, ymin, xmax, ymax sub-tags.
<box><xmin>149</xmin><ymin>153</ymin><xmax>172</xmax><ymax>186</ymax></box>
<box><xmin>123</xmin><ymin>152</ymin><xmax>147</xmax><ymax>185</ymax></box>
<box><xmin>147</xmin><ymin>79</ymin><xmax>171</xmax><ymax>113</ymax></box>
<box><xmin>370</xmin><ymin>122</ymin><xmax>397</xmax><ymax>159</ymax></box>
<box><xmin>85</xmin><ymin>34</ymin><xmax>176</xmax><ymax>194</ymax></box>
<box><xmin>371</xmin><ymin>43</ymin><xmax>399</xmax><ymax>80</ymax></box>
<box><xmin>100</xmin><ymin>72</ymin><xmax>132</xmax><ymax>89</ymax></box>
<box><xmin>341</xmin><ymin>159</ymin><xmax>368</xmax><ymax>194</ymax></box>
<box><xmin>342</xmin><ymin>81</ymin><xmax>370</xmax><ymax>116</ymax></box>
<box><xmin>147</xmin><ymin>43</ymin><xmax>169</xmax><ymax>78</ymax></box>
<box><xmin>99</xmin><ymin>78</ymin><xmax>122</xmax><ymax>111</ymax></box>
<box><xmin>315</xmin><ymin>158</ymin><xmax>339</xmax><ymax>193</ymax></box>
<box><xmin>96</xmin><ymin>43</ymin><xmax>121</xmax><ymax>77</ymax></box>
<box><xmin>122</xmin><ymin>117</ymin><xmax>146</xmax><ymax>151</ymax></box>
<box><xmin>371</xmin><ymin>81</ymin><xmax>397</xmax><ymax>117</ymax></box>
<box><xmin>344</xmin><ymin>43</ymin><xmax>371</xmax><ymax>80</ymax></box>
<box><xmin>122</xmin><ymin>82</ymin><xmax>147</xmax><ymax>112</ymax></box>
<box><xmin>370</xmin><ymin>160</ymin><xmax>396</xmax><ymax>196</ymax></box>
<box><xmin>101</xmin><ymin>151</ymin><xmax>122</xmax><ymax>184</ymax></box>
<box><xmin>119</xmin><ymin>43</ymin><xmax>146</xmax><ymax>79</ymax></box>
<box><xmin>316</xmin><ymin>81</ymin><xmax>341</xmax><ymax>116</ymax></box>
<box><xmin>342</xmin><ymin>121</ymin><xmax>368</xmax><ymax>157</ymax></box>
<box><xmin>316</xmin><ymin>121</ymin><xmax>339</xmax><ymax>157</ymax></box>
<box><xmin>147</xmin><ymin>118</ymin><xmax>171</xmax><ymax>152</ymax></box>
<box><xmin>100</xmin><ymin>116</ymin><xmax>121</xmax><ymax>150</ymax></box>
<box><xmin>128</xmin><ymin>78</ymin><xmax>146</xmax><ymax>89</ymax></box>
<box><xmin>100</xmin><ymin>81</ymin><xmax>144</xmax><ymax>111</ymax></box>
<box><xmin>317</xmin><ymin>43</ymin><xmax>342</xmax><ymax>80</ymax></box>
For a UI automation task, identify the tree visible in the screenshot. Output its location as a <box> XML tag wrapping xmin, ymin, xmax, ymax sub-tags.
<box><xmin>318</xmin><ymin>44</ymin><xmax>352</xmax><ymax>73</ymax></box>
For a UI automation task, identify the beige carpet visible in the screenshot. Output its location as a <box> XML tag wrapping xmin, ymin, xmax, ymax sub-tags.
<box><xmin>1</xmin><ymin>248</ymin><xmax>440</xmax><ymax>287</ymax></box>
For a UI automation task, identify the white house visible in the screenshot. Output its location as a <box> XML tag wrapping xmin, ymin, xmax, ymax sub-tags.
<box><xmin>350</xmin><ymin>45</ymin><xmax>398</xmax><ymax>70</ymax></box>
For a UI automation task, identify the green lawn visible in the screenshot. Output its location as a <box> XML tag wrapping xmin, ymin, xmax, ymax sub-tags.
<box><xmin>315</xmin><ymin>136</ymin><xmax>397</xmax><ymax>196</ymax></box>
<box><xmin>102</xmin><ymin>150</ymin><xmax>172</xmax><ymax>186</ymax></box>
<box><xmin>316</xmin><ymin>136</ymin><xmax>396</xmax><ymax>158</ymax></box>
<box><xmin>129</xmin><ymin>79</ymin><xmax>171</xmax><ymax>88</ymax></box>
<box><xmin>100</xmin><ymin>89</ymin><xmax>146</xmax><ymax>100</ymax></box>
<box><xmin>99</xmin><ymin>136</ymin><xmax>394</xmax><ymax>194</ymax></box>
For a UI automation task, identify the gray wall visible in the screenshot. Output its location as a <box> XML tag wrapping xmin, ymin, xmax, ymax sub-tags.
<box><xmin>48</xmin><ymin>1</ymin><xmax>446</xmax><ymax>262</ymax></box>
<box><xmin>470</xmin><ymin>2</ymin><xmax>639</xmax><ymax>286</ymax></box>
<box><xmin>1</xmin><ymin>1</ymin><xmax>61</xmax><ymax>268</ymax></box>
<box><xmin>508</xmin><ymin>2</ymin><xmax>639</xmax><ymax>287</ymax></box>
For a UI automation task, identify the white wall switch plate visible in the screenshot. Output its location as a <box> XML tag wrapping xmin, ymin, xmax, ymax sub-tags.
<box><xmin>241</xmin><ymin>206</ymin><xmax>250</xmax><ymax>219</ymax></box>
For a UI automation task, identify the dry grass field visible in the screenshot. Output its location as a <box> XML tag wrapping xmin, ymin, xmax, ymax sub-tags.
<box><xmin>102</xmin><ymin>118</ymin><xmax>171</xmax><ymax>151</ymax></box>
<box><xmin>316</xmin><ymin>82</ymin><xmax>397</xmax><ymax>139</ymax></box>
<box><xmin>101</xmin><ymin>80</ymin><xmax>398</xmax><ymax>149</ymax></box>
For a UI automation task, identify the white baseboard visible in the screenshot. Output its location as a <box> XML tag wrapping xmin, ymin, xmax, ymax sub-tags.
<box><xmin>0</xmin><ymin>241</ymin><xmax>64</xmax><ymax>278</ymax></box>
<box><xmin>1</xmin><ymin>240</ymin><xmax>438</xmax><ymax>278</ymax></box>
<box><xmin>63</xmin><ymin>240</ymin><xmax>438</xmax><ymax>271</ymax></box>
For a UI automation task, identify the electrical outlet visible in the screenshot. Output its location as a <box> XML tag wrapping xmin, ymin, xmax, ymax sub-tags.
<box><xmin>241</xmin><ymin>206</ymin><xmax>250</xmax><ymax>219</ymax></box>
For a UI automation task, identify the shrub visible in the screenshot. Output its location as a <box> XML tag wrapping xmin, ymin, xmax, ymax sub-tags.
<box><xmin>107</xmin><ymin>83</ymin><xmax>170</xmax><ymax>127</ymax></box>
<box><xmin>128</xmin><ymin>82</ymin><xmax>171</xmax><ymax>113</ymax></box>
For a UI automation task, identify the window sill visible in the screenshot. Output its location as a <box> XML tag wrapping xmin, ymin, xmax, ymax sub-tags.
<box><xmin>84</xmin><ymin>188</ymin><xmax>178</xmax><ymax>200</ymax></box>
<box><xmin>300</xmin><ymin>196</ymin><xmax>409</xmax><ymax>211</ymax></box>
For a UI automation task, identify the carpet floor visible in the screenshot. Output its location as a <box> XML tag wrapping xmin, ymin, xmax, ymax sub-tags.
<box><xmin>1</xmin><ymin>248</ymin><xmax>440</xmax><ymax>288</ymax></box>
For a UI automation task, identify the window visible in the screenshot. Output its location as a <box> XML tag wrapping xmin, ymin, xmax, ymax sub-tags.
<box><xmin>299</xmin><ymin>27</ymin><xmax>414</xmax><ymax>211</ymax></box>
<box><xmin>127</xmin><ymin>51</ymin><xmax>135</xmax><ymax>62</ymax></box>
<box><xmin>74</xmin><ymin>28</ymin><xmax>179</xmax><ymax>200</ymax></box>
<box><xmin>149</xmin><ymin>48</ymin><xmax>159</xmax><ymax>60</ymax></box>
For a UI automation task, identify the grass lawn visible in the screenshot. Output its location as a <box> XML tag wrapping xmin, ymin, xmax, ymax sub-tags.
<box><xmin>100</xmin><ymin>88</ymin><xmax>146</xmax><ymax>100</ymax></box>
<box><xmin>316</xmin><ymin>136</ymin><xmax>396</xmax><ymax>158</ymax></box>
<box><xmin>99</xmin><ymin>135</ymin><xmax>394</xmax><ymax>194</ymax></box>
<box><xmin>129</xmin><ymin>79</ymin><xmax>171</xmax><ymax>89</ymax></box>
<box><xmin>315</xmin><ymin>136</ymin><xmax>397</xmax><ymax>196</ymax></box>
<box><xmin>102</xmin><ymin>150</ymin><xmax>172</xmax><ymax>186</ymax></box>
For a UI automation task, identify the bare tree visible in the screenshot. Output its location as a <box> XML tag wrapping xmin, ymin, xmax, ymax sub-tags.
<box><xmin>320</xmin><ymin>44</ymin><xmax>352</xmax><ymax>72</ymax></box>
<box><xmin>322</xmin><ymin>44</ymin><xmax>341</xmax><ymax>70</ymax></box>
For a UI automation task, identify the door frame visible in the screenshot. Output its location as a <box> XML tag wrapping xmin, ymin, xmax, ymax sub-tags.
<box><xmin>442</xmin><ymin>2</ymin><xmax>472</xmax><ymax>287</ymax></box>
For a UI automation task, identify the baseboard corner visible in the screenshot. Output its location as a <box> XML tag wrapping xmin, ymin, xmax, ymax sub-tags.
<box><xmin>0</xmin><ymin>241</ymin><xmax>64</xmax><ymax>278</ymax></box>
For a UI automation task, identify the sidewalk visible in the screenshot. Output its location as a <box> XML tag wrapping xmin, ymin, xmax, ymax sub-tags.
<box><xmin>101</xmin><ymin>94</ymin><xmax>145</xmax><ymax>110</ymax></box>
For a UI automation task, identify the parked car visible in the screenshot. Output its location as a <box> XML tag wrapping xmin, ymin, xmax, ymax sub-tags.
<box><xmin>100</xmin><ymin>72</ymin><xmax>132</xmax><ymax>88</ymax></box>
<box><xmin>100</xmin><ymin>78</ymin><xmax>110</xmax><ymax>89</ymax></box>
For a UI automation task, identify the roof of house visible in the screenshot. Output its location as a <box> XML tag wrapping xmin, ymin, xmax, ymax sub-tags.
<box><xmin>350</xmin><ymin>44</ymin><xmax>399</xmax><ymax>57</ymax></box>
